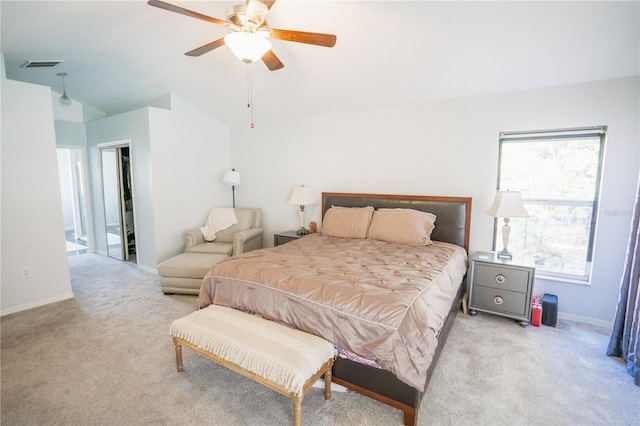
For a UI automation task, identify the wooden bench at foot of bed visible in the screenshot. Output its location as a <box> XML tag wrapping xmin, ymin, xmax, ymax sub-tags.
<box><xmin>170</xmin><ymin>305</ymin><xmax>336</xmax><ymax>426</ymax></box>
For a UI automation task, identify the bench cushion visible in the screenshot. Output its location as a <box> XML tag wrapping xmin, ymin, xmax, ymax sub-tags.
<box><xmin>170</xmin><ymin>305</ymin><xmax>336</xmax><ymax>395</ymax></box>
<box><xmin>158</xmin><ymin>253</ymin><xmax>228</xmax><ymax>279</ymax></box>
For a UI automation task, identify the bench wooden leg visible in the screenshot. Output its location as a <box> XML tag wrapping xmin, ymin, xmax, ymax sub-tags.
<box><xmin>324</xmin><ymin>369</ymin><xmax>332</xmax><ymax>400</ymax></box>
<box><xmin>292</xmin><ymin>395</ymin><xmax>302</xmax><ymax>426</ymax></box>
<box><xmin>173</xmin><ymin>338</ymin><xmax>183</xmax><ymax>372</ymax></box>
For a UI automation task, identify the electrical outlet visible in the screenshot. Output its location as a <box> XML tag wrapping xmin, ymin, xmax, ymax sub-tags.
<box><xmin>22</xmin><ymin>267</ymin><xmax>30</xmax><ymax>278</ymax></box>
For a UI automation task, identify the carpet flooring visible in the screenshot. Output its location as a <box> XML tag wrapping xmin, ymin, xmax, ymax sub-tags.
<box><xmin>66</xmin><ymin>241</ymin><xmax>87</xmax><ymax>252</ymax></box>
<box><xmin>1</xmin><ymin>253</ymin><xmax>638</xmax><ymax>425</ymax></box>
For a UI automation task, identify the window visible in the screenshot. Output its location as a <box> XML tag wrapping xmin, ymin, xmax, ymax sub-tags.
<box><xmin>496</xmin><ymin>126</ymin><xmax>606</xmax><ymax>282</ymax></box>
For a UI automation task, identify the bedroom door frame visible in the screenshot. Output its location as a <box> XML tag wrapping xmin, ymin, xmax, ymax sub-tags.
<box><xmin>57</xmin><ymin>145</ymin><xmax>95</xmax><ymax>252</ymax></box>
<box><xmin>98</xmin><ymin>140</ymin><xmax>137</xmax><ymax>263</ymax></box>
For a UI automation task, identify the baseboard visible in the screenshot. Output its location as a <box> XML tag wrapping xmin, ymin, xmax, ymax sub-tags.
<box><xmin>86</xmin><ymin>252</ymin><xmax>157</xmax><ymax>275</ymax></box>
<box><xmin>137</xmin><ymin>264</ymin><xmax>157</xmax><ymax>275</ymax></box>
<box><xmin>1</xmin><ymin>292</ymin><xmax>75</xmax><ymax>317</ymax></box>
<box><xmin>558</xmin><ymin>312</ymin><xmax>612</xmax><ymax>329</ymax></box>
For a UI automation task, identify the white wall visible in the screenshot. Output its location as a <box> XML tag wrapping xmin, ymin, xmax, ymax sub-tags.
<box><xmin>149</xmin><ymin>94</ymin><xmax>231</xmax><ymax>263</ymax></box>
<box><xmin>55</xmin><ymin>119</ymin><xmax>88</xmax><ymax>147</ymax></box>
<box><xmin>1</xmin><ymin>73</ymin><xmax>73</xmax><ymax>315</ymax></box>
<box><xmin>230</xmin><ymin>76</ymin><xmax>640</xmax><ymax>325</ymax></box>
<box><xmin>2</xmin><ymin>64</ymin><xmax>635</xmax><ymax>324</ymax></box>
<box><xmin>55</xmin><ymin>119</ymin><xmax>95</xmax><ymax>251</ymax></box>
<box><xmin>86</xmin><ymin>94</ymin><xmax>232</xmax><ymax>270</ymax></box>
<box><xmin>51</xmin><ymin>90</ymin><xmax>85</xmax><ymax>122</ymax></box>
<box><xmin>85</xmin><ymin>108</ymin><xmax>157</xmax><ymax>270</ymax></box>
<box><xmin>51</xmin><ymin>90</ymin><xmax>106</xmax><ymax>123</ymax></box>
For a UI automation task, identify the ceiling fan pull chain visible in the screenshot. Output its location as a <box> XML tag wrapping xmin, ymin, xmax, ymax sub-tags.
<box><xmin>247</xmin><ymin>62</ymin><xmax>255</xmax><ymax>128</ymax></box>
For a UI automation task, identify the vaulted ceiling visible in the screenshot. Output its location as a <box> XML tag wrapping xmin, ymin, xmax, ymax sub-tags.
<box><xmin>2</xmin><ymin>1</ymin><xmax>638</xmax><ymax>128</ymax></box>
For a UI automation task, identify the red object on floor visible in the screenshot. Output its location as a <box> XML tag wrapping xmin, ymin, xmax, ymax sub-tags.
<box><xmin>531</xmin><ymin>296</ymin><xmax>542</xmax><ymax>327</ymax></box>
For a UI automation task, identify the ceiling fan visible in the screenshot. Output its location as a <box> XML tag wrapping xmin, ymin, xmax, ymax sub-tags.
<box><xmin>148</xmin><ymin>0</ymin><xmax>337</xmax><ymax>71</ymax></box>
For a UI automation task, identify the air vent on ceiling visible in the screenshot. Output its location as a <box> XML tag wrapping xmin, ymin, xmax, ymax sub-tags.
<box><xmin>20</xmin><ymin>60</ymin><xmax>65</xmax><ymax>68</ymax></box>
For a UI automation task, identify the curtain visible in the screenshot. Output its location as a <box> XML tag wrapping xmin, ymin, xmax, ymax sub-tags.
<box><xmin>607</xmin><ymin>175</ymin><xmax>640</xmax><ymax>386</ymax></box>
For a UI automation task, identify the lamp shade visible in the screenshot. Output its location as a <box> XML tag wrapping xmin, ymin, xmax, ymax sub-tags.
<box><xmin>487</xmin><ymin>190</ymin><xmax>529</xmax><ymax>218</ymax></box>
<box><xmin>288</xmin><ymin>185</ymin><xmax>316</xmax><ymax>206</ymax></box>
<box><xmin>223</xmin><ymin>169</ymin><xmax>241</xmax><ymax>186</ymax></box>
<box><xmin>224</xmin><ymin>31</ymin><xmax>271</xmax><ymax>63</ymax></box>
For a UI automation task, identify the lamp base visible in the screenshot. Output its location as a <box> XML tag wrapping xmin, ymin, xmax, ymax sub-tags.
<box><xmin>296</xmin><ymin>227</ymin><xmax>309</xmax><ymax>236</ymax></box>
<box><xmin>497</xmin><ymin>249</ymin><xmax>513</xmax><ymax>259</ymax></box>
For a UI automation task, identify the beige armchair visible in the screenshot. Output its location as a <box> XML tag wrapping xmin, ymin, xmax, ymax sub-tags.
<box><xmin>183</xmin><ymin>208</ymin><xmax>262</xmax><ymax>256</ymax></box>
<box><xmin>158</xmin><ymin>208</ymin><xmax>263</xmax><ymax>295</ymax></box>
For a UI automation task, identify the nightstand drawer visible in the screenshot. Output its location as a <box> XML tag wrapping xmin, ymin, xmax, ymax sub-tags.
<box><xmin>274</xmin><ymin>235</ymin><xmax>296</xmax><ymax>246</ymax></box>
<box><xmin>471</xmin><ymin>285</ymin><xmax>527</xmax><ymax>316</ymax></box>
<box><xmin>274</xmin><ymin>231</ymin><xmax>302</xmax><ymax>246</ymax></box>
<box><xmin>474</xmin><ymin>263</ymin><xmax>529</xmax><ymax>293</ymax></box>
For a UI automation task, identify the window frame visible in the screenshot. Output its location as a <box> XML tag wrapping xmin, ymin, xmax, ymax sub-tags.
<box><xmin>495</xmin><ymin>126</ymin><xmax>606</xmax><ymax>283</ymax></box>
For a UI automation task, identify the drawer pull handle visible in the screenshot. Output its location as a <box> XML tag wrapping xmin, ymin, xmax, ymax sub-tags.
<box><xmin>495</xmin><ymin>274</ymin><xmax>506</xmax><ymax>284</ymax></box>
<box><xmin>494</xmin><ymin>296</ymin><xmax>504</xmax><ymax>305</ymax></box>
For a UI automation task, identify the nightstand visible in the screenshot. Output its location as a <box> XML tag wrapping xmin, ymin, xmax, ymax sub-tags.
<box><xmin>468</xmin><ymin>251</ymin><xmax>535</xmax><ymax>327</ymax></box>
<box><xmin>274</xmin><ymin>230</ymin><xmax>302</xmax><ymax>246</ymax></box>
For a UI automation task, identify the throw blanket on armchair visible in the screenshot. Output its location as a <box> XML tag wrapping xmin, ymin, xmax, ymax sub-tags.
<box><xmin>199</xmin><ymin>208</ymin><xmax>237</xmax><ymax>241</ymax></box>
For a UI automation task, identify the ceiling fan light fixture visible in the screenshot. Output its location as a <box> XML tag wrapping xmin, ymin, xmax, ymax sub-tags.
<box><xmin>245</xmin><ymin>0</ymin><xmax>269</xmax><ymax>28</ymax></box>
<box><xmin>256</xmin><ymin>28</ymin><xmax>271</xmax><ymax>38</ymax></box>
<box><xmin>227</xmin><ymin>1</ymin><xmax>268</xmax><ymax>30</ymax></box>
<box><xmin>224</xmin><ymin>31</ymin><xmax>272</xmax><ymax>63</ymax></box>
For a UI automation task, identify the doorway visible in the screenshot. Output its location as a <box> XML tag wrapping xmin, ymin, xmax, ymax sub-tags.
<box><xmin>100</xmin><ymin>145</ymin><xmax>136</xmax><ymax>262</ymax></box>
<box><xmin>57</xmin><ymin>148</ymin><xmax>90</xmax><ymax>257</ymax></box>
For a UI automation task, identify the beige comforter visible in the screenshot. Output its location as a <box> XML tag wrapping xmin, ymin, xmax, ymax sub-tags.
<box><xmin>198</xmin><ymin>234</ymin><xmax>468</xmax><ymax>390</ymax></box>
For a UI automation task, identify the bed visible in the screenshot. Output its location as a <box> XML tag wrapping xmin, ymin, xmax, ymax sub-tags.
<box><xmin>198</xmin><ymin>192</ymin><xmax>472</xmax><ymax>425</ymax></box>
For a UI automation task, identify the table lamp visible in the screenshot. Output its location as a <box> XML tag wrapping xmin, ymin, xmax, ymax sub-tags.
<box><xmin>487</xmin><ymin>190</ymin><xmax>529</xmax><ymax>259</ymax></box>
<box><xmin>288</xmin><ymin>185</ymin><xmax>316</xmax><ymax>235</ymax></box>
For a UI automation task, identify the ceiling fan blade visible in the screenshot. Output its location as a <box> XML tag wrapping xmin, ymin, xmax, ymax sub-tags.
<box><xmin>185</xmin><ymin>38</ymin><xmax>226</xmax><ymax>57</ymax></box>
<box><xmin>262</xmin><ymin>50</ymin><xmax>284</xmax><ymax>71</ymax></box>
<box><xmin>270</xmin><ymin>28</ymin><xmax>336</xmax><ymax>48</ymax></box>
<box><xmin>148</xmin><ymin>0</ymin><xmax>228</xmax><ymax>27</ymax></box>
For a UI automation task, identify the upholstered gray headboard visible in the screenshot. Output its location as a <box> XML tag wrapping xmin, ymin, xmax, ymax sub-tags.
<box><xmin>322</xmin><ymin>192</ymin><xmax>472</xmax><ymax>252</ymax></box>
